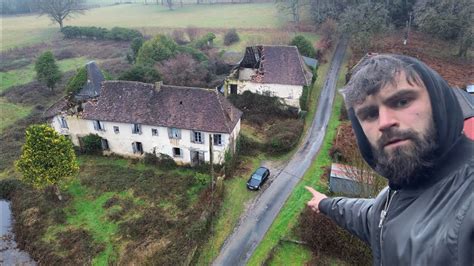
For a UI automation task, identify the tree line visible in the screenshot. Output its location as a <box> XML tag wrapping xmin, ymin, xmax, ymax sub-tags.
<box><xmin>276</xmin><ymin>0</ymin><xmax>473</xmax><ymax>57</ymax></box>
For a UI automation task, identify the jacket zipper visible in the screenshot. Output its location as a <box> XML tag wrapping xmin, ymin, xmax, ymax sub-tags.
<box><xmin>379</xmin><ymin>189</ymin><xmax>397</xmax><ymax>266</ymax></box>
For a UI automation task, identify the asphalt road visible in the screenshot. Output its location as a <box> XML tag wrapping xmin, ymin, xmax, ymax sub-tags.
<box><xmin>212</xmin><ymin>38</ymin><xmax>349</xmax><ymax>266</ymax></box>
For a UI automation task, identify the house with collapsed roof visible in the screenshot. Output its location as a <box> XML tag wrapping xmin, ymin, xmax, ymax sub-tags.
<box><xmin>223</xmin><ymin>45</ymin><xmax>313</xmax><ymax>110</ymax></box>
<box><xmin>45</xmin><ymin>81</ymin><xmax>242</xmax><ymax>165</ymax></box>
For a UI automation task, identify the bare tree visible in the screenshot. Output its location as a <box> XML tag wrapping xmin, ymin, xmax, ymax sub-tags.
<box><xmin>275</xmin><ymin>0</ymin><xmax>309</xmax><ymax>24</ymax></box>
<box><xmin>332</xmin><ymin>123</ymin><xmax>387</xmax><ymax>198</ymax></box>
<box><xmin>37</xmin><ymin>0</ymin><xmax>87</xmax><ymax>30</ymax></box>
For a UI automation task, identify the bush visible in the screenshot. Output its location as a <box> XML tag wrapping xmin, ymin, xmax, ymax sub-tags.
<box><xmin>171</xmin><ymin>29</ymin><xmax>188</xmax><ymax>45</ymax></box>
<box><xmin>298</xmin><ymin>208</ymin><xmax>372</xmax><ymax>265</ymax></box>
<box><xmin>80</xmin><ymin>134</ymin><xmax>102</xmax><ymax>154</ymax></box>
<box><xmin>61</xmin><ymin>26</ymin><xmax>142</xmax><ymax>41</ymax></box>
<box><xmin>194</xmin><ymin>173</ymin><xmax>210</xmax><ymax>185</ymax></box>
<box><xmin>66</xmin><ymin>66</ymin><xmax>87</xmax><ymax>94</ymax></box>
<box><xmin>300</xmin><ymin>85</ymin><xmax>309</xmax><ymax>111</ymax></box>
<box><xmin>55</xmin><ymin>49</ymin><xmax>76</xmax><ymax>60</ymax></box>
<box><xmin>228</xmin><ymin>91</ymin><xmax>295</xmax><ymax>125</ymax></box>
<box><xmin>0</xmin><ymin>178</ymin><xmax>23</xmax><ymax>200</ymax></box>
<box><xmin>135</xmin><ymin>35</ymin><xmax>178</xmax><ymax>66</ymax></box>
<box><xmin>265</xmin><ymin>119</ymin><xmax>303</xmax><ymax>154</ymax></box>
<box><xmin>193</xmin><ymin>32</ymin><xmax>216</xmax><ymax>49</ymax></box>
<box><xmin>176</xmin><ymin>45</ymin><xmax>208</xmax><ymax>62</ymax></box>
<box><xmin>290</xmin><ymin>35</ymin><xmax>316</xmax><ymax>58</ymax></box>
<box><xmin>143</xmin><ymin>152</ymin><xmax>177</xmax><ymax>169</ymax></box>
<box><xmin>118</xmin><ymin>65</ymin><xmax>162</xmax><ymax>83</ymax></box>
<box><xmin>224</xmin><ymin>29</ymin><xmax>240</xmax><ymax>46</ymax></box>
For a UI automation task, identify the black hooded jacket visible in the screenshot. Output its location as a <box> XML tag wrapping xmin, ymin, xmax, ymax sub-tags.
<box><xmin>319</xmin><ymin>55</ymin><xmax>473</xmax><ymax>265</ymax></box>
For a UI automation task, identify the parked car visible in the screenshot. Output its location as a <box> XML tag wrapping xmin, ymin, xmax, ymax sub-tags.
<box><xmin>246</xmin><ymin>167</ymin><xmax>270</xmax><ymax>190</ymax></box>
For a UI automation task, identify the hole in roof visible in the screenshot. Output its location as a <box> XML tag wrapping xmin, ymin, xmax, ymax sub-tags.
<box><xmin>180</xmin><ymin>101</ymin><xmax>183</xmax><ymax>104</ymax></box>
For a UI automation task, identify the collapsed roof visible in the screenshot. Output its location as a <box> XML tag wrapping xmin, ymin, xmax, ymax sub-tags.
<box><xmin>238</xmin><ymin>45</ymin><xmax>313</xmax><ymax>86</ymax></box>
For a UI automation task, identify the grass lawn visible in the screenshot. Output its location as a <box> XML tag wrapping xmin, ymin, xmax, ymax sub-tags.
<box><xmin>0</xmin><ymin>98</ymin><xmax>32</xmax><ymax>133</ymax></box>
<box><xmin>0</xmin><ymin>57</ymin><xmax>91</xmax><ymax>93</ymax></box>
<box><xmin>267</xmin><ymin>242</ymin><xmax>312</xmax><ymax>266</ymax></box>
<box><xmin>248</xmin><ymin>46</ymin><xmax>351</xmax><ymax>265</ymax></box>
<box><xmin>2</xmin><ymin>3</ymin><xmax>285</xmax><ymax>50</ymax></box>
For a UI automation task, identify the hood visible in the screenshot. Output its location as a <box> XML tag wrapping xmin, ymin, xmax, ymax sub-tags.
<box><xmin>248</xmin><ymin>178</ymin><xmax>261</xmax><ymax>187</ymax></box>
<box><xmin>348</xmin><ymin>55</ymin><xmax>464</xmax><ymax>188</ymax></box>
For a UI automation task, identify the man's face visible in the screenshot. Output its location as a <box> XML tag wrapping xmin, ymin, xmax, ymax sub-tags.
<box><xmin>353</xmin><ymin>71</ymin><xmax>438</xmax><ymax>188</ymax></box>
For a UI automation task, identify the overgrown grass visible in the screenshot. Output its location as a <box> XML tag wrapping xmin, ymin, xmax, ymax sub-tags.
<box><xmin>267</xmin><ymin>242</ymin><xmax>312</xmax><ymax>266</ymax></box>
<box><xmin>13</xmin><ymin>154</ymin><xmax>214</xmax><ymax>265</ymax></box>
<box><xmin>196</xmin><ymin>161</ymin><xmax>258</xmax><ymax>265</ymax></box>
<box><xmin>0</xmin><ymin>98</ymin><xmax>32</xmax><ymax>133</ymax></box>
<box><xmin>248</xmin><ymin>47</ymin><xmax>351</xmax><ymax>265</ymax></box>
<box><xmin>0</xmin><ymin>57</ymin><xmax>90</xmax><ymax>93</ymax></box>
<box><xmin>2</xmin><ymin>3</ymin><xmax>284</xmax><ymax>50</ymax></box>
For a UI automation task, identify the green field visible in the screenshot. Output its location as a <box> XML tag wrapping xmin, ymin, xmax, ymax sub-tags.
<box><xmin>0</xmin><ymin>98</ymin><xmax>32</xmax><ymax>133</ymax></box>
<box><xmin>1</xmin><ymin>3</ymin><xmax>285</xmax><ymax>50</ymax></box>
<box><xmin>0</xmin><ymin>57</ymin><xmax>90</xmax><ymax>93</ymax></box>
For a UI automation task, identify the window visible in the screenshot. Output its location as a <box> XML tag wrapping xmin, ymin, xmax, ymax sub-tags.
<box><xmin>230</xmin><ymin>84</ymin><xmax>238</xmax><ymax>94</ymax></box>
<box><xmin>192</xmin><ymin>131</ymin><xmax>204</xmax><ymax>144</ymax></box>
<box><xmin>151</xmin><ymin>128</ymin><xmax>158</xmax><ymax>136</ymax></box>
<box><xmin>113</xmin><ymin>126</ymin><xmax>120</xmax><ymax>134</ymax></box>
<box><xmin>172</xmin><ymin>147</ymin><xmax>182</xmax><ymax>157</ymax></box>
<box><xmin>132</xmin><ymin>124</ymin><xmax>142</xmax><ymax>134</ymax></box>
<box><xmin>58</xmin><ymin>116</ymin><xmax>68</xmax><ymax>129</ymax></box>
<box><xmin>101</xmin><ymin>139</ymin><xmax>109</xmax><ymax>150</ymax></box>
<box><xmin>213</xmin><ymin>134</ymin><xmax>222</xmax><ymax>146</ymax></box>
<box><xmin>132</xmin><ymin>142</ymin><xmax>143</xmax><ymax>154</ymax></box>
<box><xmin>93</xmin><ymin>120</ymin><xmax>105</xmax><ymax>131</ymax></box>
<box><xmin>168</xmin><ymin>128</ymin><xmax>181</xmax><ymax>139</ymax></box>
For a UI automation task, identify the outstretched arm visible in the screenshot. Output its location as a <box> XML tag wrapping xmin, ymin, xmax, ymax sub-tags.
<box><xmin>305</xmin><ymin>186</ymin><xmax>375</xmax><ymax>244</ymax></box>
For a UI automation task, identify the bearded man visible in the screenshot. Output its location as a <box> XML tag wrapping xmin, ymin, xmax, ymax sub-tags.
<box><xmin>306</xmin><ymin>54</ymin><xmax>473</xmax><ymax>265</ymax></box>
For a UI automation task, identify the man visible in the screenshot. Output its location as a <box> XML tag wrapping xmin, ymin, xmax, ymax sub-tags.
<box><xmin>306</xmin><ymin>54</ymin><xmax>473</xmax><ymax>265</ymax></box>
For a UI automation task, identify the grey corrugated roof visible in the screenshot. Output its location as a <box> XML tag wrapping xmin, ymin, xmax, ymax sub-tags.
<box><xmin>302</xmin><ymin>56</ymin><xmax>318</xmax><ymax>68</ymax></box>
<box><xmin>74</xmin><ymin>61</ymin><xmax>105</xmax><ymax>101</ymax></box>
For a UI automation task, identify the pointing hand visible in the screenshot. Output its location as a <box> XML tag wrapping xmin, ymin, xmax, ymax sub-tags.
<box><xmin>305</xmin><ymin>186</ymin><xmax>328</xmax><ymax>213</ymax></box>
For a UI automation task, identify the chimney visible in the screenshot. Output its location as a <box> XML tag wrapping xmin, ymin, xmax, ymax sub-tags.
<box><xmin>155</xmin><ymin>81</ymin><xmax>163</xmax><ymax>92</ymax></box>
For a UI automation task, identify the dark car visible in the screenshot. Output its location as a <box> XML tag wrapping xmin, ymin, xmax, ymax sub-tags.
<box><xmin>246</xmin><ymin>167</ymin><xmax>270</xmax><ymax>190</ymax></box>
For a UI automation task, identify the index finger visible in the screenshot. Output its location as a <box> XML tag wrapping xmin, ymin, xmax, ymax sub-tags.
<box><xmin>305</xmin><ymin>186</ymin><xmax>318</xmax><ymax>196</ymax></box>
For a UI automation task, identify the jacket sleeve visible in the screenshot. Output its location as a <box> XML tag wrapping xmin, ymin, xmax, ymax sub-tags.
<box><xmin>319</xmin><ymin>196</ymin><xmax>375</xmax><ymax>245</ymax></box>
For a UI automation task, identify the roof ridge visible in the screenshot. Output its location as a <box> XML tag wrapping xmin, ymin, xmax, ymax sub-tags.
<box><xmin>215</xmin><ymin>91</ymin><xmax>232</xmax><ymax>133</ymax></box>
<box><xmin>162</xmin><ymin>84</ymin><xmax>212</xmax><ymax>91</ymax></box>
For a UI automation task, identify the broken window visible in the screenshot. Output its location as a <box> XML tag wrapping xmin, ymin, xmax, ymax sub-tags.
<box><xmin>132</xmin><ymin>124</ymin><xmax>142</xmax><ymax>134</ymax></box>
<box><xmin>168</xmin><ymin>128</ymin><xmax>181</xmax><ymax>139</ymax></box>
<box><xmin>58</xmin><ymin>116</ymin><xmax>68</xmax><ymax>129</ymax></box>
<box><xmin>113</xmin><ymin>126</ymin><xmax>120</xmax><ymax>134</ymax></box>
<box><xmin>132</xmin><ymin>142</ymin><xmax>144</xmax><ymax>154</ymax></box>
<box><xmin>213</xmin><ymin>134</ymin><xmax>223</xmax><ymax>146</ymax></box>
<box><xmin>192</xmin><ymin>131</ymin><xmax>204</xmax><ymax>144</ymax></box>
<box><xmin>101</xmin><ymin>139</ymin><xmax>109</xmax><ymax>150</ymax></box>
<box><xmin>172</xmin><ymin>147</ymin><xmax>182</xmax><ymax>157</ymax></box>
<box><xmin>151</xmin><ymin>128</ymin><xmax>159</xmax><ymax>136</ymax></box>
<box><xmin>93</xmin><ymin>120</ymin><xmax>105</xmax><ymax>131</ymax></box>
<box><xmin>230</xmin><ymin>84</ymin><xmax>238</xmax><ymax>94</ymax></box>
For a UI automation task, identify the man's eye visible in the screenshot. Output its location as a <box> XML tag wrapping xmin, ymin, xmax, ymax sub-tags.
<box><xmin>362</xmin><ymin>111</ymin><xmax>378</xmax><ymax>121</ymax></box>
<box><xmin>396</xmin><ymin>98</ymin><xmax>409</xmax><ymax>108</ymax></box>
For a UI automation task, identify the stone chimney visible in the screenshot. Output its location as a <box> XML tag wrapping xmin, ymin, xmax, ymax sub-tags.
<box><xmin>155</xmin><ymin>81</ymin><xmax>163</xmax><ymax>92</ymax></box>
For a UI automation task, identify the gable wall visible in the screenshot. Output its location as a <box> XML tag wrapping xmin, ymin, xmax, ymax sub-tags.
<box><xmin>232</xmin><ymin>80</ymin><xmax>303</xmax><ymax>109</ymax></box>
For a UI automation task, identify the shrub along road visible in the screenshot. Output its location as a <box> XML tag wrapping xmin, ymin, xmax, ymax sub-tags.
<box><xmin>213</xmin><ymin>37</ymin><xmax>349</xmax><ymax>266</ymax></box>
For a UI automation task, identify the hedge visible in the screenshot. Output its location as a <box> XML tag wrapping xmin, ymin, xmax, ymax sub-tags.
<box><xmin>61</xmin><ymin>26</ymin><xmax>142</xmax><ymax>41</ymax></box>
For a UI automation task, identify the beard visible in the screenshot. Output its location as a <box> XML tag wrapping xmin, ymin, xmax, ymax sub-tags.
<box><xmin>371</xmin><ymin>121</ymin><xmax>438</xmax><ymax>189</ymax></box>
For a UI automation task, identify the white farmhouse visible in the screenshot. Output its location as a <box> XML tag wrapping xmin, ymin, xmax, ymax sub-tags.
<box><xmin>223</xmin><ymin>45</ymin><xmax>313</xmax><ymax>110</ymax></box>
<box><xmin>46</xmin><ymin>81</ymin><xmax>242</xmax><ymax>165</ymax></box>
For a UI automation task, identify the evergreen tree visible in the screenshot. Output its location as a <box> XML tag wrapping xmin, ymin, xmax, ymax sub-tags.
<box><xmin>35</xmin><ymin>51</ymin><xmax>62</xmax><ymax>91</ymax></box>
<box><xmin>15</xmin><ymin>124</ymin><xmax>79</xmax><ymax>200</ymax></box>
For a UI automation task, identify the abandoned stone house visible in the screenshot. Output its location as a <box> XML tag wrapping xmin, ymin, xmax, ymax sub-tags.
<box><xmin>223</xmin><ymin>45</ymin><xmax>313</xmax><ymax>110</ymax></box>
<box><xmin>45</xmin><ymin>80</ymin><xmax>242</xmax><ymax>165</ymax></box>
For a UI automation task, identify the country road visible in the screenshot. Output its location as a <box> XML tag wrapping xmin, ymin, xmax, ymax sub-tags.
<box><xmin>212</xmin><ymin>37</ymin><xmax>349</xmax><ymax>266</ymax></box>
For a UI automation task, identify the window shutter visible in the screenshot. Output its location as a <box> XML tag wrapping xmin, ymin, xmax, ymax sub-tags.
<box><xmin>168</xmin><ymin>128</ymin><xmax>172</xmax><ymax>138</ymax></box>
<box><xmin>93</xmin><ymin>121</ymin><xmax>99</xmax><ymax>130</ymax></box>
<box><xmin>177</xmin><ymin>129</ymin><xmax>181</xmax><ymax>139</ymax></box>
<box><xmin>132</xmin><ymin>142</ymin><xmax>137</xmax><ymax>153</ymax></box>
<box><xmin>191</xmin><ymin>131</ymin><xmax>194</xmax><ymax>143</ymax></box>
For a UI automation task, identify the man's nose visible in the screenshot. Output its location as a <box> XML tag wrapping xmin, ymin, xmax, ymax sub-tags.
<box><xmin>378</xmin><ymin>107</ymin><xmax>398</xmax><ymax>132</ymax></box>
